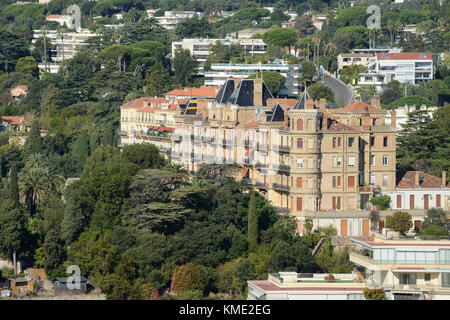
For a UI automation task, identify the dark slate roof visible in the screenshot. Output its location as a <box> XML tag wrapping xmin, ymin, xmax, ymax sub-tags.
<box><xmin>265</xmin><ymin>103</ymin><xmax>284</xmax><ymax>122</ymax></box>
<box><xmin>215</xmin><ymin>79</ymin><xmax>235</xmax><ymax>103</ymax></box>
<box><xmin>293</xmin><ymin>89</ymin><xmax>315</xmax><ymax>110</ymax></box>
<box><xmin>220</xmin><ymin>79</ymin><xmax>273</xmax><ymax>107</ymax></box>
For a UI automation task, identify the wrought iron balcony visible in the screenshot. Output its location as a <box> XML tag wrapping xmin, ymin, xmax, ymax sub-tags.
<box><xmin>272</xmin><ymin>183</ymin><xmax>290</xmax><ymax>192</ymax></box>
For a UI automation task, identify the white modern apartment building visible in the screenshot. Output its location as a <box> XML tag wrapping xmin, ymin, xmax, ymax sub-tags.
<box><xmin>32</xmin><ymin>29</ymin><xmax>97</xmax><ymax>73</ymax></box>
<box><xmin>385</xmin><ymin>104</ymin><xmax>438</xmax><ymax>130</ymax></box>
<box><xmin>204</xmin><ymin>62</ymin><xmax>303</xmax><ymax>96</ymax></box>
<box><xmin>359</xmin><ymin>52</ymin><xmax>433</xmax><ymax>92</ymax></box>
<box><xmin>171</xmin><ymin>38</ymin><xmax>268</xmax><ymax>73</ymax></box>
<box><xmin>248</xmin><ymin>272</ymin><xmax>366</xmax><ymax>300</ymax></box>
<box><xmin>350</xmin><ymin>235</ymin><xmax>450</xmax><ymax>300</ymax></box>
<box><xmin>153</xmin><ymin>11</ymin><xmax>204</xmax><ymax>30</ymax></box>
<box><xmin>337</xmin><ymin>53</ymin><xmax>374</xmax><ymax>72</ymax></box>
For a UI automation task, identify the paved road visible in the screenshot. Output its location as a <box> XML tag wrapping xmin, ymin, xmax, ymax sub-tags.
<box><xmin>322</xmin><ymin>73</ymin><xmax>354</xmax><ymax>107</ymax></box>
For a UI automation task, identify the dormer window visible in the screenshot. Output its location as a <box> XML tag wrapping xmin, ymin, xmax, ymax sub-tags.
<box><xmin>419</xmin><ymin>54</ymin><xmax>427</xmax><ymax>59</ymax></box>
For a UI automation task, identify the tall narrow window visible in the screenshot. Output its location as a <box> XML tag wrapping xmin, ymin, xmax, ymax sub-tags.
<box><xmin>348</xmin><ymin>156</ymin><xmax>355</xmax><ymax>167</ymax></box>
<box><xmin>297</xmin><ymin>197</ymin><xmax>302</xmax><ymax>211</ymax></box>
<box><xmin>383</xmin><ymin>156</ymin><xmax>388</xmax><ymax>166</ymax></box>
<box><xmin>297</xmin><ymin>158</ymin><xmax>303</xmax><ymax>168</ymax></box>
<box><xmin>297</xmin><ymin>138</ymin><xmax>303</xmax><ymax>148</ymax></box>
<box><xmin>333</xmin><ymin>137</ymin><xmax>336</xmax><ymax>148</ymax></box>
<box><xmin>370</xmin><ymin>155</ymin><xmax>375</xmax><ymax>167</ymax></box>
<box><xmin>337</xmin><ymin>137</ymin><xmax>341</xmax><ymax>147</ymax></box>
<box><xmin>297</xmin><ymin>177</ymin><xmax>302</xmax><ymax>188</ymax></box>
<box><xmin>337</xmin><ymin>156</ymin><xmax>341</xmax><ymax>167</ymax></box>
<box><xmin>370</xmin><ymin>136</ymin><xmax>375</xmax><ymax>147</ymax></box>
<box><xmin>383</xmin><ymin>136</ymin><xmax>388</xmax><ymax>147</ymax></box>
<box><xmin>348</xmin><ymin>176</ymin><xmax>355</xmax><ymax>187</ymax></box>
<box><xmin>383</xmin><ymin>175</ymin><xmax>388</xmax><ymax>187</ymax></box>
<box><xmin>348</xmin><ymin>137</ymin><xmax>355</xmax><ymax>147</ymax></box>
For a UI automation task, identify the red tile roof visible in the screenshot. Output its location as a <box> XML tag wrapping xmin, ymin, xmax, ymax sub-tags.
<box><xmin>326</xmin><ymin>120</ymin><xmax>359</xmax><ymax>132</ymax></box>
<box><xmin>46</xmin><ymin>14</ymin><xmax>65</xmax><ymax>18</ymax></box>
<box><xmin>376</xmin><ymin>52</ymin><xmax>432</xmax><ymax>60</ymax></box>
<box><xmin>0</xmin><ymin>116</ymin><xmax>25</xmax><ymax>125</ymax></box>
<box><xmin>120</xmin><ymin>97</ymin><xmax>169</xmax><ymax>109</ymax></box>
<box><xmin>11</xmin><ymin>85</ymin><xmax>28</xmax><ymax>92</ymax></box>
<box><xmin>397</xmin><ymin>171</ymin><xmax>449</xmax><ymax>188</ymax></box>
<box><xmin>246</xmin><ymin>120</ymin><xmax>259</xmax><ymax>127</ymax></box>
<box><xmin>166</xmin><ymin>86</ymin><xmax>220</xmax><ymax>98</ymax></box>
<box><xmin>343</xmin><ymin>101</ymin><xmax>378</xmax><ymax>111</ymax></box>
<box><xmin>267</xmin><ymin>98</ymin><xmax>298</xmax><ymax>108</ymax></box>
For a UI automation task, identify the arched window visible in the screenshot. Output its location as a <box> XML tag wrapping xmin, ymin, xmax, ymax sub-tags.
<box><xmin>297</xmin><ymin>119</ymin><xmax>303</xmax><ymax>130</ymax></box>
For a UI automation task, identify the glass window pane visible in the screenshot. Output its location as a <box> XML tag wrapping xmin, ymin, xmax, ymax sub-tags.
<box><xmin>416</xmin><ymin>252</ymin><xmax>425</xmax><ymax>263</ymax></box>
<box><xmin>397</xmin><ymin>251</ymin><xmax>406</xmax><ymax>263</ymax></box>
<box><xmin>388</xmin><ymin>250</ymin><xmax>395</xmax><ymax>262</ymax></box>
<box><xmin>425</xmin><ymin>252</ymin><xmax>435</xmax><ymax>264</ymax></box>
<box><xmin>406</xmin><ymin>252</ymin><xmax>415</xmax><ymax>263</ymax></box>
<box><xmin>374</xmin><ymin>249</ymin><xmax>380</xmax><ymax>262</ymax></box>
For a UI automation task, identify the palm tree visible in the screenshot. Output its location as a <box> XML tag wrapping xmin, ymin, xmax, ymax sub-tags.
<box><xmin>324</xmin><ymin>42</ymin><xmax>337</xmax><ymax>57</ymax></box>
<box><xmin>25</xmin><ymin>153</ymin><xmax>48</xmax><ymax>169</ymax></box>
<box><xmin>18</xmin><ymin>167</ymin><xmax>51</xmax><ymax>214</ymax></box>
<box><xmin>166</xmin><ymin>162</ymin><xmax>189</xmax><ymax>181</ymax></box>
<box><xmin>385</xmin><ymin>19</ymin><xmax>403</xmax><ymax>47</ymax></box>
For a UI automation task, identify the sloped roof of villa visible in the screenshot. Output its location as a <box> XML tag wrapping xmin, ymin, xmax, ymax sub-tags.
<box><xmin>397</xmin><ymin>171</ymin><xmax>449</xmax><ymax>188</ymax></box>
<box><xmin>343</xmin><ymin>101</ymin><xmax>378</xmax><ymax>111</ymax></box>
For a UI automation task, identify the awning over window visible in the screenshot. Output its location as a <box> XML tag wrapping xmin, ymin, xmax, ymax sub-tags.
<box><xmin>241</xmin><ymin>167</ymin><xmax>249</xmax><ymax>178</ymax></box>
<box><xmin>157</xmin><ymin>126</ymin><xmax>175</xmax><ymax>132</ymax></box>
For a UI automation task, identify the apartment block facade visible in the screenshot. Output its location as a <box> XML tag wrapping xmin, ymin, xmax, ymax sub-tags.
<box><xmin>169</xmin><ymin>79</ymin><xmax>397</xmax><ymax>226</ymax></box>
<box><xmin>359</xmin><ymin>52</ymin><xmax>433</xmax><ymax>92</ymax></box>
<box><xmin>204</xmin><ymin>62</ymin><xmax>303</xmax><ymax>96</ymax></box>
<box><xmin>171</xmin><ymin>39</ymin><xmax>267</xmax><ymax>73</ymax></box>
<box><xmin>350</xmin><ymin>236</ymin><xmax>450</xmax><ymax>300</ymax></box>
<box><xmin>118</xmin><ymin>97</ymin><xmax>181</xmax><ymax>153</ymax></box>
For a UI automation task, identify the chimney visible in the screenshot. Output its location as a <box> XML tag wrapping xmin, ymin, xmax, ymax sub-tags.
<box><xmin>322</xmin><ymin>113</ymin><xmax>328</xmax><ymax>130</ymax></box>
<box><xmin>442</xmin><ymin>171</ymin><xmax>447</xmax><ymax>187</ymax></box>
<box><xmin>318</xmin><ymin>98</ymin><xmax>327</xmax><ymax>109</ymax></box>
<box><xmin>362</xmin><ymin>114</ymin><xmax>370</xmax><ymax>130</ymax></box>
<box><xmin>371</xmin><ymin>97</ymin><xmax>380</xmax><ymax>108</ymax></box>
<box><xmin>390</xmin><ymin>109</ymin><xmax>396</xmax><ymax>130</ymax></box>
<box><xmin>306</xmin><ymin>98</ymin><xmax>315</xmax><ymax>110</ymax></box>
<box><xmin>415</xmin><ymin>171</ymin><xmax>420</xmax><ymax>188</ymax></box>
<box><xmin>283</xmin><ymin>111</ymin><xmax>288</xmax><ymax>128</ymax></box>
<box><xmin>253</xmin><ymin>78</ymin><xmax>263</xmax><ymax>106</ymax></box>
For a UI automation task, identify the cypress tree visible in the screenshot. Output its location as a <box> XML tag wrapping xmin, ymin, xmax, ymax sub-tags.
<box><xmin>71</xmin><ymin>130</ymin><xmax>90</xmax><ymax>163</ymax></box>
<box><xmin>24</xmin><ymin>120</ymin><xmax>43</xmax><ymax>157</ymax></box>
<box><xmin>247</xmin><ymin>191</ymin><xmax>259</xmax><ymax>251</ymax></box>
<box><xmin>9</xmin><ymin>163</ymin><xmax>20</xmax><ymax>208</ymax></box>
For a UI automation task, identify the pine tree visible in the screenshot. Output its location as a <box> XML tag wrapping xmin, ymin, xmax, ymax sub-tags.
<box><xmin>247</xmin><ymin>191</ymin><xmax>259</xmax><ymax>251</ymax></box>
<box><xmin>24</xmin><ymin>120</ymin><xmax>43</xmax><ymax>158</ymax></box>
<box><xmin>9</xmin><ymin>163</ymin><xmax>20</xmax><ymax>208</ymax></box>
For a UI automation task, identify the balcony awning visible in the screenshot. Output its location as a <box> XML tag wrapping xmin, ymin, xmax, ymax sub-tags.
<box><xmin>241</xmin><ymin>167</ymin><xmax>249</xmax><ymax>178</ymax></box>
<box><xmin>157</xmin><ymin>126</ymin><xmax>175</xmax><ymax>132</ymax></box>
<box><xmin>147</xmin><ymin>125</ymin><xmax>159</xmax><ymax>130</ymax></box>
<box><xmin>245</xmin><ymin>148</ymin><xmax>254</xmax><ymax>157</ymax></box>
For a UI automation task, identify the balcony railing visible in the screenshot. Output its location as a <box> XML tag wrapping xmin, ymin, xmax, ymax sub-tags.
<box><xmin>276</xmin><ymin>165</ymin><xmax>290</xmax><ymax>173</ymax></box>
<box><xmin>272</xmin><ymin>183</ymin><xmax>290</xmax><ymax>192</ymax></box>
<box><xmin>254</xmin><ymin>182</ymin><xmax>268</xmax><ymax>190</ymax></box>
<box><xmin>273</xmin><ymin>145</ymin><xmax>290</xmax><ymax>153</ymax></box>
<box><xmin>350</xmin><ymin>251</ymin><xmax>450</xmax><ymax>266</ymax></box>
